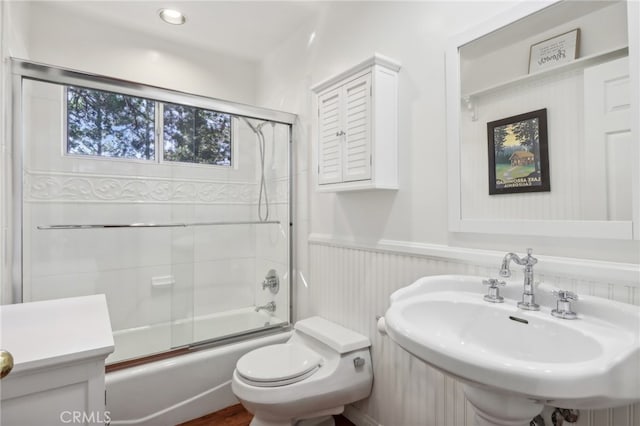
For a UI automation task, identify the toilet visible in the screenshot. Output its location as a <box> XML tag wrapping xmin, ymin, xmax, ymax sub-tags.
<box><xmin>231</xmin><ymin>316</ymin><xmax>373</xmax><ymax>426</ymax></box>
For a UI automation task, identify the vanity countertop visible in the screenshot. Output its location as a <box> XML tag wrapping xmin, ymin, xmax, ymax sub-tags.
<box><xmin>0</xmin><ymin>294</ymin><xmax>114</xmax><ymax>374</ymax></box>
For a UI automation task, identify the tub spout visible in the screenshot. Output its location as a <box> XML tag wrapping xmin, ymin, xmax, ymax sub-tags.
<box><xmin>255</xmin><ymin>301</ymin><xmax>276</xmax><ymax>313</ymax></box>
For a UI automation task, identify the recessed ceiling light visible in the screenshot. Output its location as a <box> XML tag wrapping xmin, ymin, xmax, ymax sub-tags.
<box><xmin>159</xmin><ymin>8</ymin><xmax>186</xmax><ymax>25</ymax></box>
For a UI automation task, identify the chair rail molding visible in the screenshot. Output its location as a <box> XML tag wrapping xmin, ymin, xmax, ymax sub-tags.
<box><xmin>308</xmin><ymin>234</ymin><xmax>640</xmax><ymax>286</ymax></box>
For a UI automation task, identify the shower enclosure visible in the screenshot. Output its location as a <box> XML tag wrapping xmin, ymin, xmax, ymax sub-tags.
<box><xmin>11</xmin><ymin>60</ymin><xmax>293</xmax><ymax>364</ymax></box>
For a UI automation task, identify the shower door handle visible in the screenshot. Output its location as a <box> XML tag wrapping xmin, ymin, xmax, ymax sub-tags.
<box><xmin>0</xmin><ymin>349</ymin><xmax>14</xmax><ymax>379</ymax></box>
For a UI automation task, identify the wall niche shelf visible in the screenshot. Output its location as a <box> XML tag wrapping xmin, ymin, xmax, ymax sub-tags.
<box><xmin>462</xmin><ymin>45</ymin><xmax>628</xmax><ymax>100</ymax></box>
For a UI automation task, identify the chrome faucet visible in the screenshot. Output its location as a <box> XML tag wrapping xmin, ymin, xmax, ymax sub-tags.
<box><xmin>499</xmin><ymin>248</ymin><xmax>539</xmax><ymax>311</ymax></box>
<box><xmin>255</xmin><ymin>301</ymin><xmax>276</xmax><ymax>313</ymax></box>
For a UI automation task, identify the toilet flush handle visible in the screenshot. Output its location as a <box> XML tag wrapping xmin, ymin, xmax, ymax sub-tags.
<box><xmin>353</xmin><ymin>357</ymin><xmax>365</xmax><ymax>368</ymax></box>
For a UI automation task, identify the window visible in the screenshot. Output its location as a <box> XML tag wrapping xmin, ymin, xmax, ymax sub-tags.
<box><xmin>65</xmin><ymin>86</ymin><xmax>233</xmax><ymax>166</ymax></box>
<box><xmin>67</xmin><ymin>86</ymin><xmax>156</xmax><ymax>160</ymax></box>
<box><xmin>163</xmin><ymin>103</ymin><xmax>232</xmax><ymax>166</ymax></box>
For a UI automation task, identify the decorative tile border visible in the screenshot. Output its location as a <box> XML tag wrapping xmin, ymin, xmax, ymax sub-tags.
<box><xmin>25</xmin><ymin>171</ymin><xmax>258</xmax><ymax>204</ymax></box>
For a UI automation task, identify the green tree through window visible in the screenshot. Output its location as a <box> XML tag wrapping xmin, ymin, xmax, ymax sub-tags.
<box><xmin>163</xmin><ymin>103</ymin><xmax>232</xmax><ymax>165</ymax></box>
<box><xmin>66</xmin><ymin>86</ymin><xmax>232</xmax><ymax>166</ymax></box>
<box><xmin>67</xmin><ymin>86</ymin><xmax>155</xmax><ymax>159</ymax></box>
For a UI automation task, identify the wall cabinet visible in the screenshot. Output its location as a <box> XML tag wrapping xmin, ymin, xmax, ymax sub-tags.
<box><xmin>312</xmin><ymin>54</ymin><xmax>400</xmax><ymax>192</ymax></box>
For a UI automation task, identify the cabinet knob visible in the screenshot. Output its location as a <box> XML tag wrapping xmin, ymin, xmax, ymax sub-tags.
<box><xmin>335</xmin><ymin>130</ymin><xmax>345</xmax><ymax>137</ymax></box>
<box><xmin>1</xmin><ymin>350</ymin><xmax>14</xmax><ymax>379</ymax></box>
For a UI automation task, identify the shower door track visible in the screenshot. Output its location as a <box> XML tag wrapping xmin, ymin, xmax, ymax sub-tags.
<box><xmin>106</xmin><ymin>322</ymin><xmax>292</xmax><ymax>373</ymax></box>
<box><xmin>37</xmin><ymin>220</ymin><xmax>281</xmax><ymax>230</ymax></box>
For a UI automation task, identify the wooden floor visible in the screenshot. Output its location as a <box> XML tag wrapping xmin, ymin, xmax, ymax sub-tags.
<box><xmin>178</xmin><ymin>404</ymin><xmax>354</xmax><ymax>426</ymax></box>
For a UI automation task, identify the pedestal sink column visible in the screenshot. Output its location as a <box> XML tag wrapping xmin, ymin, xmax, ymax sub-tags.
<box><xmin>464</xmin><ymin>385</ymin><xmax>544</xmax><ymax>426</ymax></box>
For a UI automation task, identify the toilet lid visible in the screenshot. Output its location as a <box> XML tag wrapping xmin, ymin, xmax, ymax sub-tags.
<box><xmin>236</xmin><ymin>343</ymin><xmax>322</xmax><ymax>383</ymax></box>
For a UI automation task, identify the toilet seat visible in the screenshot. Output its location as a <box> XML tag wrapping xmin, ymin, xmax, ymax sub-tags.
<box><xmin>236</xmin><ymin>343</ymin><xmax>322</xmax><ymax>387</ymax></box>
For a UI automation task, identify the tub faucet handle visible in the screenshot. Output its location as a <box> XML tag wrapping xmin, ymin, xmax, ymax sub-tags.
<box><xmin>261</xmin><ymin>269</ymin><xmax>280</xmax><ymax>294</ymax></box>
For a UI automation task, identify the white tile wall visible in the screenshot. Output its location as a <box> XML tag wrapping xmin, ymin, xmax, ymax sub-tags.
<box><xmin>21</xmin><ymin>79</ymin><xmax>293</xmax><ymax>357</ymax></box>
<box><xmin>193</xmin><ymin>258</ymin><xmax>256</xmax><ymax>317</ymax></box>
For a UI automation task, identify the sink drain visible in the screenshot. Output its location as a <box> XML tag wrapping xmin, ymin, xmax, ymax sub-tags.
<box><xmin>509</xmin><ymin>316</ymin><xmax>529</xmax><ymax>324</ymax></box>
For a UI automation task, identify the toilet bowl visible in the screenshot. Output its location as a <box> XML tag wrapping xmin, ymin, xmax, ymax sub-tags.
<box><xmin>231</xmin><ymin>316</ymin><xmax>373</xmax><ymax>426</ymax></box>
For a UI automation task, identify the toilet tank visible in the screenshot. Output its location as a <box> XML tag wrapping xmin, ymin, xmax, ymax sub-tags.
<box><xmin>294</xmin><ymin>316</ymin><xmax>370</xmax><ymax>354</ymax></box>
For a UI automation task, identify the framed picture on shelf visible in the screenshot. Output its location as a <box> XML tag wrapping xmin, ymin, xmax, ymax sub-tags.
<box><xmin>487</xmin><ymin>109</ymin><xmax>550</xmax><ymax>195</ymax></box>
<box><xmin>528</xmin><ymin>28</ymin><xmax>580</xmax><ymax>73</ymax></box>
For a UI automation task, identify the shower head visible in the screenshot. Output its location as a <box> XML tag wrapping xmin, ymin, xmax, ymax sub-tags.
<box><xmin>241</xmin><ymin>117</ymin><xmax>269</xmax><ymax>135</ymax></box>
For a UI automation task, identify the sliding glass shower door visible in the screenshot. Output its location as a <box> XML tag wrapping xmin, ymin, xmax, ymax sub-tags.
<box><xmin>19</xmin><ymin>73</ymin><xmax>291</xmax><ymax>364</ymax></box>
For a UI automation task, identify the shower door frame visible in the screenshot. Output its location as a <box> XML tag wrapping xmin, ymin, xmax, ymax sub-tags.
<box><xmin>9</xmin><ymin>59</ymin><xmax>296</xmax><ymax>334</ymax></box>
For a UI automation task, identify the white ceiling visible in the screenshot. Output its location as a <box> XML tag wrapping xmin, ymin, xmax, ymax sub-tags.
<box><xmin>45</xmin><ymin>1</ymin><xmax>324</xmax><ymax>62</ymax></box>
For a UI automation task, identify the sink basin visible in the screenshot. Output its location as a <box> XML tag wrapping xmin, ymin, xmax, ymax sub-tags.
<box><xmin>383</xmin><ymin>275</ymin><xmax>640</xmax><ymax>422</ymax></box>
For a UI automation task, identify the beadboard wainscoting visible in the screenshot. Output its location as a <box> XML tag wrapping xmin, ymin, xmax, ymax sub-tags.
<box><xmin>306</xmin><ymin>235</ymin><xmax>640</xmax><ymax>426</ymax></box>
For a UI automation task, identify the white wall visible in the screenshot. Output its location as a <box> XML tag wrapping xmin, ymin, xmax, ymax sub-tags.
<box><xmin>258</xmin><ymin>1</ymin><xmax>516</xmax><ymax>246</ymax></box>
<box><xmin>257</xmin><ymin>1</ymin><xmax>640</xmax><ymax>266</ymax></box>
<box><xmin>256</xmin><ymin>2</ymin><xmax>640</xmax><ymax>425</ymax></box>
<box><xmin>15</xmin><ymin>1</ymin><xmax>258</xmax><ymax>105</ymax></box>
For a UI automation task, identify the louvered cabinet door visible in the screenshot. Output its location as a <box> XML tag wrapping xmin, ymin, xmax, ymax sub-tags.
<box><xmin>312</xmin><ymin>55</ymin><xmax>399</xmax><ymax>191</ymax></box>
<box><xmin>342</xmin><ymin>74</ymin><xmax>372</xmax><ymax>182</ymax></box>
<box><xmin>317</xmin><ymin>88</ymin><xmax>343</xmax><ymax>184</ymax></box>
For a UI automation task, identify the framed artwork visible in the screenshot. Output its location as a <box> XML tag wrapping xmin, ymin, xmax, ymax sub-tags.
<box><xmin>487</xmin><ymin>109</ymin><xmax>550</xmax><ymax>195</ymax></box>
<box><xmin>528</xmin><ymin>28</ymin><xmax>580</xmax><ymax>73</ymax></box>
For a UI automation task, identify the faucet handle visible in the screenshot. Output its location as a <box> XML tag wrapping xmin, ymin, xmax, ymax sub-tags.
<box><xmin>552</xmin><ymin>290</ymin><xmax>578</xmax><ymax>301</ymax></box>
<box><xmin>525</xmin><ymin>248</ymin><xmax>538</xmax><ymax>265</ymax></box>
<box><xmin>552</xmin><ymin>290</ymin><xmax>578</xmax><ymax>320</ymax></box>
<box><xmin>483</xmin><ymin>278</ymin><xmax>506</xmax><ymax>287</ymax></box>
<box><xmin>482</xmin><ymin>278</ymin><xmax>505</xmax><ymax>303</ymax></box>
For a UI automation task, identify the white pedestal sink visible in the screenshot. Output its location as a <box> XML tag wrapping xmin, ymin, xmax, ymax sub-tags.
<box><xmin>381</xmin><ymin>275</ymin><xmax>640</xmax><ymax>426</ymax></box>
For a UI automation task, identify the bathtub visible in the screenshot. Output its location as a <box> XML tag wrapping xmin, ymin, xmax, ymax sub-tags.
<box><xmin>106</xmin><ymin>310</ymin><xmax>290</xmax><ymax>425</ymax></box>
<box><xmin>108</xmin><ymin>307</ymin><xmax>286</xmax><ymax>364</ymax></box>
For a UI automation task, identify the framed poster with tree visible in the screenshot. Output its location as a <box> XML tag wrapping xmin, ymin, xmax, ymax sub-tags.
<box><xmin>487</xmin><ymin>109</ymin><xmax>550</xmax><ymax>195</ymax></box>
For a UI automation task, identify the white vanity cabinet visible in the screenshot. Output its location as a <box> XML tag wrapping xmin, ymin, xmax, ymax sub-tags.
<box><xmin>312</xmin><ymin>54</ymin><xmax>401</xmax><ymax>192</ymax></box>
<box><xmin>0</xmin><ymin>295</ymin><xmax>114</xmax><ymax>426</ymax></box>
